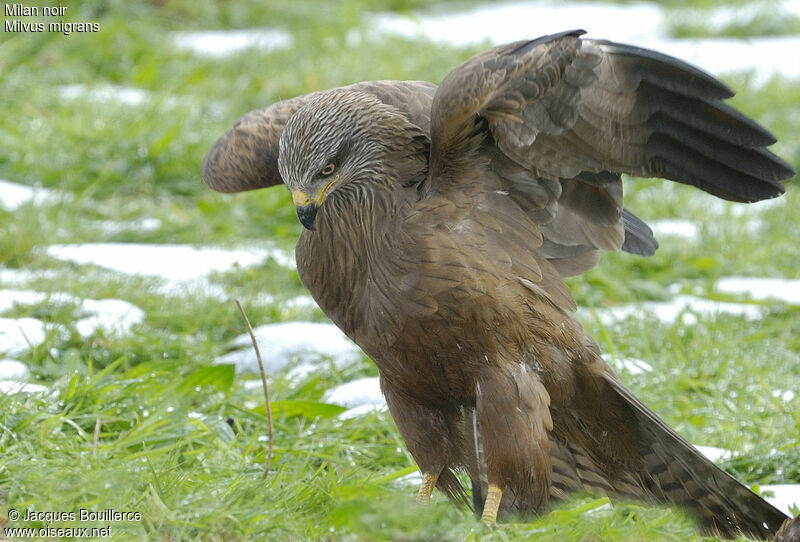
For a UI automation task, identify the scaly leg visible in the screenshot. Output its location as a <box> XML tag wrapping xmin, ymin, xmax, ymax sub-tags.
<box><xmin>480</xmin><ymin>483</ymin><xmax>503</xmax><ymax>524</ymax></box>
<box><xmin>416</xmin><ymin>471</ymin><xmax>439</xmax><ymax>504</ymax></box>
<box><xmin>383</xmin><ymin>381</ymin><xmax>459</xmax><ymax>507</ymax></box>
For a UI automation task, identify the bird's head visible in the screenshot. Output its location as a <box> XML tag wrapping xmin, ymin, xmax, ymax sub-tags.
<box><xmin>278</xmin><ymin>89</ymin><xmax>410</xmax><ymax>231</ymax></box>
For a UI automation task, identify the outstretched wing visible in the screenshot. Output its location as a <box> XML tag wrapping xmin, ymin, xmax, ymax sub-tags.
<box><xmin>202</xmin><ymin>80</ymin><xmax>437</xmax><ymax>193</ymax></box>
<box><xmin>428</xmin><ymin>30</ymin><xmax>795</xmax><ymax>275</ymax></box>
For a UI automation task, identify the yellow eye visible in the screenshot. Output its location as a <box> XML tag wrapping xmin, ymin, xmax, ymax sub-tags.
<box><xmin>321</xmin><ymin>163</ymin><xmax>336</xmax><ymax>176</ymax></box>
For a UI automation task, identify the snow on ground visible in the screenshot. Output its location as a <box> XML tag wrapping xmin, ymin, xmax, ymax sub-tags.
<box><xmin>716</xmin><ymin>277</ymin><xmax>800</xmax><ymax>305</ymax></box>
<box><xmin>45</xmin><ymin>243</ymin><xmax>294</xmax><ymax>291</ymax></box>
<box><xmin>367</xmin><ymin>2</ymin><xmax>663</xmax><ymax>48</ymax></box>
<box><xmin>761</xmin><ymin>485</ymin><xmax>800</xmax><ymax>516</ymax></box>
<box><xmin>0</xmin><ymin>317</ymin><xmax>49</xmax><ymax>356</ymax></box>
<box><xmin>0</xmin><ymin>289</ymin><xmax>74</xmax><ymax>313</ymax></box>
<box><xmin>216</xmin><ymin>321</ymin><xmax>362</xmax><ymax>374</ymax></box>
<box><xmin>605</xmin><ymin>356</ymin><xmax>654</xmax><ymax>376</ymax></box>
<box><xmin>324</xmin><ymin>377</ymin><xmax>384</xmax><ymax>408</ymax></box>
<box><xmin>0</xmin><ymin>288</ymin><xmax>144</xmax><ymax>350</ymax></box>
<box><xmin>75</xmin><ymin>298</ymin><xmax>145</xmax><ymax>339</ymax></box>
<box><xmin>696</xmin><ymin>445</ymin><xmax>732</xmax><ymax>463</ymax></box>
<box><xmin>0</xmin><ymin>358</ymin><xmax>30</xmax><ymax>381</ymax></box>
<box><xmin>585</xmin><ymin>295</ymin><xmax>763</xmax><ymax>327</ymax></box>
<box><xmin>0</xmin><ymin>268</ymin><xmax>53</xmax><ymax>287</ymax></box>
<box><xmin>0</xmin><ymin>380</ymin><xmax>48</xmax><ymax>394</ymax></box>
<box><xmin>0</xmin><ymin>179</ymin><xmax>60</xmax><ymax>210</ymax></box>
<box><xmin>324</xmin><ymin>376</ymin><xmax>387</xmax><ymax>419</ymax></box>
<box><xmin>704</xmin><ymin>196</ymin><xmax>786</xmax><ymax>217</ymax></box>
<box><xmin>0</xmin><ymin>358</ymin><xmax>47</xmax><ymax>395</ymax></box>
<box><xmin>171</xmin><ymin>29</ymin><xmax>293</xmax><ymax>57</ymax></box>
<box><xmin>59</xmin><ymin>84</ymin><xmax>150</xmax><ymax>106</ymax></box>
<box><xmin>649</xmin><ymin>219</ymin><xmax>700</xmax><ymax>241</ymax></box>
<box><xmin>369</xmin><ymin>0</ymin><xmax>800</xmax><ymax>84</ymax></box>
<box><xmin>640</xmin><ymin>36</ymin><xmax>800</xmax><ymax>86</ymax></box>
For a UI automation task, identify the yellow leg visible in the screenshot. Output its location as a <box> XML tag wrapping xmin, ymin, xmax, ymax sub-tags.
<box><xmin>416</xmin><ymin>471</ymin><xmax>439</xmax><ymax>504</ymax></box>
<box><xmin>480</xmin><ymin>483</ymin><xmax>503</xmax><ymax>524</ymax></box>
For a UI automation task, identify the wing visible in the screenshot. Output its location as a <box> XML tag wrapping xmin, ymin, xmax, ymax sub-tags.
<box><xmin>429</xmin><ymin>30</ymin><xmax>795</xmax><ymax>275</ymax></box>
<box><xmin>202</xmin><ymin>80</ymin><xmax>437</xmax><ymax>193</ymax></box>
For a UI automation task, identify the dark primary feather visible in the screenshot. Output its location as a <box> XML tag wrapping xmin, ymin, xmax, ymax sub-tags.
<box><xmin>204</xmin><ymin>30</ymin><xmax>796</xmax><ymax>541</ymax></box>
<box><xmin>429</xmin><ymin>29</ymin><xmax>793</xmax><ymax>272</ymax></box>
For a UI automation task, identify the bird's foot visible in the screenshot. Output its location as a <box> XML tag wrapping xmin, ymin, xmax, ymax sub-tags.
<box><xmin>416</xmin><ymin>471</ymin><xmax>439</xmax><ymax>504</ymax></box>
<box><xmin>480</xmin><ymin>484</ymin><xmax>503</xmax><ymax>524</ymax></box>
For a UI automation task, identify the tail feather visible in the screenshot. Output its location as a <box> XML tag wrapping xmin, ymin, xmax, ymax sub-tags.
<box><xmin>601</xmin><ymin>373</ymin><xmax>788</xmax><ymax>539</ymax></box>
<box><xmin>462</xmin><ymin>375</ymin><xmax>789</xmax><ymax>539</ymax></box>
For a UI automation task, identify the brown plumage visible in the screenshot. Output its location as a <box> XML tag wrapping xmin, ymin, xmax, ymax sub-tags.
<box><xmin>203</xmin><ymin>31</ymin><xmax>797</xmax><ymax>540</ymax></box>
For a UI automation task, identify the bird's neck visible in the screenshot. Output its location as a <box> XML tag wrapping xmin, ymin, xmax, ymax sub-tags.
<box><xmin>297</xmin><ymin>179</ymin><xmax>411</xmax><ymax>344</ymax></box>
<box><xmin>319</xmin><ymin>179</ymin><xmax>408</xmax><ymax>245</ymax></box>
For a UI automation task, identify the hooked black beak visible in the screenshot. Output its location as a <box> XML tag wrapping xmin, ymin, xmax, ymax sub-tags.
<box><xmin>292</xmin><ymin>189</ymin><xmax>318</xmax><ymax>231</ymax></box>
<box><xmin>296</xmin><ymin>203</ymin><xmax>317</xmax><ymax>231</ymax></box>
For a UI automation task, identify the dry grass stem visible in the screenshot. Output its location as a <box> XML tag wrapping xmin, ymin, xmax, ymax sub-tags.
<box><xmin>235</xmin><ymin>299</ymin><xmax>274</xmax><ymax>479</ymax></box>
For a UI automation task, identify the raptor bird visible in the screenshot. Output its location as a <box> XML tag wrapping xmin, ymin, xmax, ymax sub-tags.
<box><xmin>203</xmin><ymin>30</ymin><xmax>797</xmax><ymax>539</ymax></box>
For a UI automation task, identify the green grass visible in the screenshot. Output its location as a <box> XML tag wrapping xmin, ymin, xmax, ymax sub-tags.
<box><xmin>1</xmin><ymin>1</ymin><xmax>799</xmax><ymax>540</ymax></box>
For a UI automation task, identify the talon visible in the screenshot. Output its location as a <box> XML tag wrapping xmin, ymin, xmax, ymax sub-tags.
<box><xmin>416</xmin><ymin>471</ymin><xmax>439</xmax><ymax>504</ymax></box>
<box><xmin>481</xmin><ymin>483</ymin><xmax>503</xmax><ymax>524</ymax></box>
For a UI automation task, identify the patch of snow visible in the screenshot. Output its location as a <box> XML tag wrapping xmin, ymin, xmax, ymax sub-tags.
<box><xmin>0</xmin><ymin>179</ymin><xmax>59</xmax><ymax>210</ymax></box>
<box><xmin>0</xmin><ymin>289</ymin><xmax>74</xmax><ymax>313</ymax></box>
<box><xmin>369</xmin><ymin>1</ymin><xmax>800</xmax><ymax>83</ymax></box>
<box><xmin>285</xmin><ymin>360</ymin><xmax>319</xmax><ymax>381</ymax></box>
<box><xmin>338</xmin><ymin>403</ymin><xmax>387</xmax><ymax>420</ymax></box>
<box><xmin>216</xmin><ymin>321</ymin><xmax>362</xmax><ymax>374</ymax></box>
<box><xmin>0</xmin><ymin>317</ymin><xmax>48</xmax><ymax>356</ymax></box>
<box><xmin>0</xmin><ymin>289</ymin><xmax>144</xmax><ymax>340</ymax></box>
<box><xmin>325</xmin><ymin>377</ymin><xmax>387</xmax><ymax>420</ymax></box>
<box><xmin>0</xmin><ymin>268</ymin><xmax>60</xmax><ymax>287</ymax></box>
<box><xmin>605</xmin><ymin>356</ymin><xmax>653</xmax><ymax>376</ymax></box>
<box><xmin>649</xmin><ymin>219</ymin><xmax>699</xmax><ymax>241</ymax></box>
<box><xmin>75</xmin><ymin>298</ymin><xmax>145</xmax><ymax>339</ymax></box>
<box><xmin>761</xmin><ymin>484</ymin><xmax>800</xmax><ymax>517</ymax></box>
<box><xmin>59</xmin><ymin>84</ymin><xmax>150</xmax><ymax>106</ymax></box>
<box><xmin>716</xmin><ymin>277</ymin><xmax>800</xmax><ymax>305</ymax></box>
<box><xmin>46</xmin><ymin>243</ymin><xmax>293</xmax><ymax>282</ymax></box>
<box><xmin>395</xmin><ymin>471</ymin><xmax>423</xmax><ymax>487</ymax></box>
<box><xmin>695</xmin><ymin>445</ymin><xmax>732</xmax><ymax>463</ymax></box>
<box><xmin>640</xmin><ymin>36</ymin><xmax>800</xmax><ymax>85</ymax></box>
<box><xmin>705</xmin><ymin>196</ymin><xmax>786</xmax><ymax>217</ymax></box>
<box><xmin>368</xmin><ymin>2</ymin><xmax>663</xmax><ymax>47</ymax></box>
<box><xmin>0</xmin><ymin>359</ymin><xmax>30</xmax><ymax>381</ymax></box>
<box><xmin>0</xmin><ymin>380</ymin><xmax>48</xmax><ymax>394</ymax></box>
<box><xmin>324</xmin><ymin>377</ymin><xmax>384</xmax><ymax>408</ymax></box>
<box><xmin>587</xmin><ymin>295</ymin><xmax>763</xmax><ymax>326</ymax></box>
<box><xmin>171</xmin><ymin>29</ymin><xmax>293</xmax><ymax>57</ymax></box>
<box><xmin>0</xmin><ymin>358</ymin><xmax>47</xmax><ymax>395</ymax></box>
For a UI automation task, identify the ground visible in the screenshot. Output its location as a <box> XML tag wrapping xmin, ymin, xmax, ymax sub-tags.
<box><xmin>0</xmin><ymin>1</ymin><xmax>798</xmax><ymax>540</ymax></box>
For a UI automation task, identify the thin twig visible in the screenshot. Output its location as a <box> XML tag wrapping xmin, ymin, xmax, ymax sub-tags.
<box><xmin>235</xmin><ymin>299</ymin><xmax>273</xmax><ymax>479</ymax></box>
